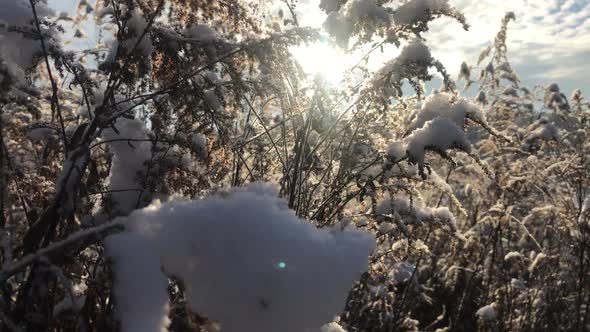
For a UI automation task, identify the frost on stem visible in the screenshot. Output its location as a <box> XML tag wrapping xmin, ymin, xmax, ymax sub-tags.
<box><xmin>375</xmin><ymin>194</ymin><xmax>465</xmax><ymax>240</ymax></box>
<box><xmin>107</xmin><ymin>182</ymin><xmax>375</xmax><ymax>332</ymax></box>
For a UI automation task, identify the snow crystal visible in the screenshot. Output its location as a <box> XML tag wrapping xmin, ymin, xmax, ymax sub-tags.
<box><xmin>107</xmin><ymin>182</ymin><xmax>375</xmax><ymax>332</ymax></box>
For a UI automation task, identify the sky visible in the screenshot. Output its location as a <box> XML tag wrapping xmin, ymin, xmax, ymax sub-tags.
<box><xmin>48</xmin><ymin>0</ymin><xmax>590</xmax><ymax>95</ymax></box>
<box><xmin>292</xmin><ymin>0</ymin><xmax>590</xmax><ymax>95</ymax></box>
<box><xmin>427</xmin><ymin>0</ymin><xmax>590</xmax><ymax>94</ymax></box>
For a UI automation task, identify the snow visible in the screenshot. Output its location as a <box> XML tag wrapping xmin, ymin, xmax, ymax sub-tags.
<box><xmin>53</xmin><ymin>281</ymin><xmax>87</xmax><ymax>317</ymax></box>
<box><xmin>27</xmin><ymin>126</ymin><xmax>55</xmax><ymax>142</ymax></box>
<box><xmin>476</xmin><ymin>91</ymin><xmax>487</xmax><ymax>104</ymax></box>
<box><xmin>528</xmin><ymin>252</ymin><xmax>547</xmax><ymax>273</ymax></box>
<box><xmin>106</xmin><ymin>182</ymin><xmax>375</xmax><ymax>332</ymax></box>
<box><xmin>108</xmin><ymin>231</ymin><xmax>171</xmax><ymax>332</ymax></box>
<box><xmin>544</xmin><ymin>83</ymin><xmax>569</xmax><ymax>111</ymax></box>
<box><xmin>204</xmin><ymin>88</ymin><xmax>223</xmax><ymax>111</ymax></box>
<box><xmin>386</xmin><ymin>141</ymin><xmax>407</xmax><ymax>161</ymax></box>
<box><xmin>504</xmin><ymin>251</ymin><xmax>522</xmax><ymax>261</ymax></box>
<box><xmin>319</xmin><ymin>322</ymin><xmax>347</xmax><ymax>332</ymax></box>
<box><xmin>322</xmin><ymin>0</ymin><xmax>389</xmax><ymax>48</ymax></box>
<box><xmin>0</xmin><ymin>0</ymin><xmax>55</xmax><ymax>85</ymax></box>
<box><xmin>56</xmin><ymin>151</ymin><xmax>89</xmax><ymax>215</ymax></box>
<box><xmin>322</xmin><ymin>12</ymin><xmax>354</xmax><ymax>48</ymax></box>
<box><xmin>183</xmin><ymin>24</ymin><xmax>217</xmax><ymax>41</ymax></box>
<box><xmin>406</xmin><ymin>92</ymin><xmax>486</xmax><ymax>133</ymax></box>
<box><xmin>370</xmin><ymin>39</ymin><xmax>434</xmax><ymax>95</ymax></box>
<box><xmin>502</xmin><ymin>86</ymin><xmax>518</xmax><ymax>97</ymax></box>
<box><xmin>393</xmin><ymin>0</ymin><xmax>452</xmax><ymax>26</ymax></box>
<box><xmin>458</xmin><ymin>62</ymin><xmax>470</xmax><ymax>81</ymax></box>
<box><xmin>571</xmin><ymin>89</ymin><xmax>583</xmax><ymax>102</ymax></box>
<box><xmin>580</xmin><ymin>197</ymin><xmax>589</xmax><ymax>224</ymax></box>
<box><xmin>525</xmin><ymin>118</ymin><xmax>560</xmax><ymax>142</ymax></box>
<box><xmin>405</xmin><ymin>117</ymin><xmax>472</xmax><ymax>166</ymax></box>
<box><xmin>102</xmin><ymin>117</ymin><xmax>153</xmax><ymax>215</ymax></box>
<box><xmin>476</xmin><ymin>303</ymin><xmax>497</xmax><ymax>322</ymax></box>
<box><xmin>379</xmin><ymin>222</ymin><xmax>394</xmax><ymax>234</ymax></box>
<box><xmin>124</xmin><ymin>10</ymin><xmax>154</xmax><ymax>56</ymax></box>
<box><xmin>391</xmin><ymin>261</ymin><xmax>415</xmax><ymax>285</ymax></box>
<box><xmin>319</xmin><ymin>0</ymin><xmax>341</xmax><ymax>13</ymax></box>
<box><xmin>347</xmin><ymin>0</ymin><xmax>389</xmax><ymax>22</ymax></box>
<box><xmin>375</xmin><ymin>194</ymin><xmax>464</xmax><ymax>239</ymax></box>
<box><xmin>191</xmin><ymin>132</ymin><xmax>207</xmax><ymax>152</ymax></box>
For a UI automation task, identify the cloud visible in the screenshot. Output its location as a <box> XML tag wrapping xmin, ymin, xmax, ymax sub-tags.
<box><xmin>425</xmin><ymin>0</ymin><xmax>590</xmax><ymax>92</ymax></box>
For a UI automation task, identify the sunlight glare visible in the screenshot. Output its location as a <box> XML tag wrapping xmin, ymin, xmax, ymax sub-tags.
<box><xmin>290</xmin><ymin>41</ymin><xmax>352</xmax><ymax>86</ymax></box>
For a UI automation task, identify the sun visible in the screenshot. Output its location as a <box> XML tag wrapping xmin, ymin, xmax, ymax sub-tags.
<box><xmin>290</xmin><ymin>40</ymin><xmax>353</xmax><ymax>86</ymax></box>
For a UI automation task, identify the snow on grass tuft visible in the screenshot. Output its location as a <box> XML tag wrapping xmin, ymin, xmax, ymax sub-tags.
<box><xmin>107</xmin><ymin>182</ymin><xmax>375</xmax><ymax>332</ymax></box>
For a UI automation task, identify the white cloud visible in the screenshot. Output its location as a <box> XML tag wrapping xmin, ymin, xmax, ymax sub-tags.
<box><xmin>425</xmin><ymin>0</ymin><xmax>590</xmax><ymax>91</ymax></box>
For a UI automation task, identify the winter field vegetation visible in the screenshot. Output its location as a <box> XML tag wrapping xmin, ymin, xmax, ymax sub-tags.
<box><xmin>0</xmin><ymin>0</ymin><xmax>589</xmax><ymax>331</ymax></box>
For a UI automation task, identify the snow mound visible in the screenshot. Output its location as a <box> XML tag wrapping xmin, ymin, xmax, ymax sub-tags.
<box><xmin>406</xmin><ymin>117</ymin><xmax>472</xmax><ymax>166</ymax></box>
<box><xmin>407</xmin><ymin>92</ymin><xmax>486</xmax><ymax>133</ymax></box>
<box><xmin>107</xmin><ymin>182</ymin><xmax>375</xmax><ymax>332</ymax></box>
